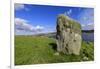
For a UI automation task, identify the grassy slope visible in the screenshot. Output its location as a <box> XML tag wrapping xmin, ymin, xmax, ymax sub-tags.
<box><xmin>15</xmin><ymin>36</ymin><xmax>94</xmax><ymax>65</ymax></box>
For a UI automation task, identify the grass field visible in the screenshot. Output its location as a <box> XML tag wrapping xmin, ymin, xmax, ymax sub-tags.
<box><xmin>15</xmin><ymin>36</ymin><xmax>94</xmax><ymax>65</ymax></box>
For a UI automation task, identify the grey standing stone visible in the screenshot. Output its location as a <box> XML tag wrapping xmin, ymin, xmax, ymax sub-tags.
<box><xmin>56</xmin><ymin>14</ymin><xmax>82</xmax><ymax>55</ymax></box>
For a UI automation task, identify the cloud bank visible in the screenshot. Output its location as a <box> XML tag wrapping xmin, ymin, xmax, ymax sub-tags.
<box><xmin>15</xmin><ymin>18</ymin><xmax>44</xmax><ymax>33</ymax></box>
<box><xmin>82</xmin><ymin>23</ymin><xmax>94</xmax><ymax>30</ymax></box>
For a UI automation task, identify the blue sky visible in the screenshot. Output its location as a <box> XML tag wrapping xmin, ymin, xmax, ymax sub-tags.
<box><xmin>15</xmin><ymin>3</ymin><xmax>94</xmax><ymax>35</ymax></box>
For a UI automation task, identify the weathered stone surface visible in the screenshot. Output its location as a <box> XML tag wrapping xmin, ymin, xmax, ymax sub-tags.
<box><xmin>56</xmin><ymin>14</ymin><xmax>82</xmax><ymax>55</ymax></box>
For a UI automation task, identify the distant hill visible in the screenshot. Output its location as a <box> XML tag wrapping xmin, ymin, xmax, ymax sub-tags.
<box><xmin>34</xmin><ymin>30</ymin><xmax>94</xmax><ymax>42</ymax></box>
<box><xmin>82</xmin><ymin>30</ymin><xmax>94</xmax><ymax>33</ymax></box>
<box><xmin>37</xmin><ymin>30</ymin><xmax>94</xmax><ymax>36</ymax></box>
<box><xmin>33</xmin><ymin>30</ymin><xmax>94</xmax><ymax>38</ymax></box>
<box><xmin>15</xmin><ymin>30</ymin><xmax>94</xmax><ymax>38</ymax></box>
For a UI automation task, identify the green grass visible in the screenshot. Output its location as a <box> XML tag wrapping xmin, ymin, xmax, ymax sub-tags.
<box><xmin>15</xmin><ymin>36</ymin><xmax>94</xmax><ymax>65</ymax></box>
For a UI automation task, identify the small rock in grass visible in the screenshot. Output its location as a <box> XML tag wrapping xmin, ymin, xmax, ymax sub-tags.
<box><xmin>54</xmin><ymin>52</ymin><xmax>59</xmax><ymax>56</ymax></box>
<box><xmin>83</xmin><ymin>56</ymin><xmax>89</xmax><ymax>61</ymax></box>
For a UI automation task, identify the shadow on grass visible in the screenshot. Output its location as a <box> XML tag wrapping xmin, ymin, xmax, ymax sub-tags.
<box><xmin>49</xmin><ymin>43</ymin><xmax>57</xmax><ymax>51</ymax></box>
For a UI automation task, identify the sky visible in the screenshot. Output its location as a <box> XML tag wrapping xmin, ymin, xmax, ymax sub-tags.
<box><xmin>14</xmin><ymin>3</ymin><xmax>94</xmax><ymax>35</ymax></box>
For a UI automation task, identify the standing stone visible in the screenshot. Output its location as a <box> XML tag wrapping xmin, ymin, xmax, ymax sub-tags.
<box><xmin>56</xmin><ymin>14</ymin><xmax>82</xmax><ymax>55</ymax></box>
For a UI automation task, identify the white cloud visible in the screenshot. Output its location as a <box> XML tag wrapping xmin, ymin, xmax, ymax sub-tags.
<box><xmin>15</xmin><ymin>4</ymin><xmax>25</xmax><ymax>10</ymax></box>
<box><xmin>15</xmin><ymin>18</ymin><xmax>44</xmax><ymax>33</ymax></box>
<box><xmin>82</xmin><ymin>24</ymin><xmax>85</xmax><ymax>27</ymax></box>
<box><xmin>78</xmin><ymin>8</ymin><xmax>94</xmax><ymax>30</ymax></box>
<box><xmin>35</xmin><ymin>25</ymin><xmax>44</xmax><ymax>31</ymax></box>
<box><xmin>67</xmin><ymin>9</ymin><xmax>72</xmax><ymax>15</ymax></box>
<box><xmin>83</xmin><ymin>16</ymin><xmax>89</xmax><ymax>21</ymax></box>
<box><xmin>64</xmin><ymin>9</ymin><xmax>72</xmax><ymax>16</ymax></box>
<box><xmin>82</xmin><ymin>23</ymin><xmax>94</xmax><ymax>30</ymax></box>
